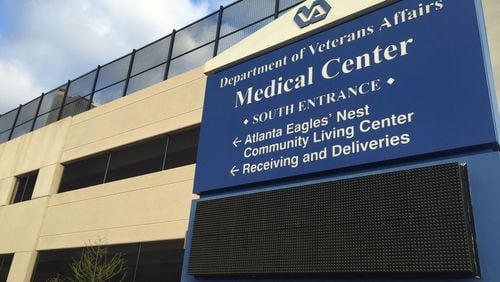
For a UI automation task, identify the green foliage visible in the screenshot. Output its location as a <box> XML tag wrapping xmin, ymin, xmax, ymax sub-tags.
<box><xmin>47</xmin><ymin>238</ymin><xmax>127</xmax><ymax>282</ymax></box>
<box><xmin>46</xmin><ymin>274</ymin><xmax>66</xmax><ymax>282</ymax></box>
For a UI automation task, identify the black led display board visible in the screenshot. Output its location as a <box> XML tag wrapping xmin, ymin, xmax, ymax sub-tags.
<box><xmin>189</xmin><ymin>163</ymin><xmax>479</xmax><ymax>278</ymax></box>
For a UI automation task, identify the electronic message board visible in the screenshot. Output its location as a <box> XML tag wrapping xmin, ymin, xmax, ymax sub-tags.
<box><xmin>194</xmin><ymin>0</ymin><xmax>498</xmax><ymax>193</ymax></box>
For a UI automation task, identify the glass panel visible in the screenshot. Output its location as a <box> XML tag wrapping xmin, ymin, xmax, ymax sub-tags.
<box><xmin>220</xmin><ymin>0</ymin><xmax>275</xmax><ymax>36</ymax></box>
<box><xmin>59</xmin><ymin>153</ymin><xmax>109</xmax><ymax>192</ymax></box>
<box><xmin>0</xmin><ymin>130</ymin><xmax>10</xmax><ymax>143</ymax></box>
<box><xmin>107</xmin><ymin>243</ymin><xmax>140</xmax><ymax>282</ymax></box>
<box><xmin>132</xmin><ymin>36</ymin><xmax>171</xmax><ymax>76</ymax></box>
<box><xmin>218</xmin><ymin>18</ymin><xmax>273</xmax><ymax>53</ymax></box>
<box><xmin>32</xmin><ymin>241</ymin><xmax>182</xmax><ymax>281</ymax></box>
<box><xmin>172</xmin><ymin>13</ymin><xmax>218</xmax><ymax>57</ymax></box>
<box><xmin>67</xmin><ymin>70</ymin><xmax>97</xmax><ymax>100</ymax></box>
<box><xmin>0</xmin><ymin>254</ymin><xmax>14</xmax><ymax>281</ymax></box>
<box><xmin>39</xmin><ymin>85</ymin><xmax>66</xmax><ymax>115</ymax></box>
<box><xmin>92</xmin><ymin>82</ymin><xmax>125</xmax><ymax>107</ymax></box>
<box><xmin>280</xmin><ymin>0</ymin><xmax>304</xmax><ymax>11</ymax></box>
<box><xmin>96</xmin><ymin>55</ymin><xmax>131</xmax><ymax>90</ymax></box>
<box><xmin>12</xmin><ymin>171</ymin><xmax>38</xmax><ymax>203</ymax></box>
<box><xmin>33</xmin><ymin>109</ymin><xmax>60</xmax><ymax>130</ymax></box>
<box><xmin>10</xmin><ymin>121</ymin><xmax>33</xmax><ymax>139</ymax></box>
<box><xmin>61</xmin><ymin>95</ymin><xmax>91</xmax><ymax>119</ymax></box>
<box><xmin>168</xmin><ymin>43</ymin><xmax>214</xmax><ymax>78</ymax></box>
<box><xmin>127</xmin><ymin>64</ymin><xmax>166</xmax><ymax>94</ymax></box>
<box><xmin>31</xmin><ymin>248</ymin><xmax>81</xmax><ymax>281</ymax></box>
<box><xmin>15</xmin><ymin>97</ymin><xmax>41</xmax><ymax>125</ymax></box>
<box><xmin>105</xmin><ymin>135</ymin><xmax>167</xmax><ymax>183</ymax></box>
<box><xmin>33</xmin><ymin>244</ymin><xmax>138</xmax><ymax>281</ymax></box>
<box><xmin>0</xmin><ymin>108</ymin><xmax>18</xmax><ymax>132</ymax></box>
<box><xmin>165</xmin><ymin>125</ymin><xmax>200</xmax><ymax>170</ymax></box>
<box><xmin>134</xmin><ymin>240</ymin><xmax>184</xmax><ymax>282</ymax></box>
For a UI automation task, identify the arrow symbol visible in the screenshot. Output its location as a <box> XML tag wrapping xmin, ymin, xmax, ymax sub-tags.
<box><xmin>230</xmin><ymin>166</ymin><xmax>240</xmax><ymax>176</ymax></box>
<box><xmin>233</xmin><ymin>137</ymin><xmax>242</xmax><ymax>148</ymax></box>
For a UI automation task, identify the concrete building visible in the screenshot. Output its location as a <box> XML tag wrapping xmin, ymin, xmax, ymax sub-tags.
<box><xmin>0</xmin><ymin>0</ymin><xmax>498</xmax><ymax>281</ymax></box>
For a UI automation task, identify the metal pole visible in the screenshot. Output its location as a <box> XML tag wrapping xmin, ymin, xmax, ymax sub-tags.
<box><xmin>213</xmin><ymin>6</ymin><xmax>224</xmax><ymax>57</ymax></box>
<box><xmin>57</xmin><ymin>80</ymin><xmax>71</xmax><ymax>120</ymax></box>
<box><xmin>30</xmin><ymin>93</ymin><xmax>44</xmax><ymax>131</ymax></box>
<box><xmin>8</xmin><ymin>105</ymin><xmax>22</xmax><ymax>140</ymax></box>
<box><xmin>123</xmin><ymin>50</ymin><xmax>136</xmax><ymax>96</ymax></box>
<box><xmin>274</xmin><ymin>0</ymin><xmax>280</xmax><ymax>19</ymax></box>
<box><xmin>163</xmin><ymin>29</ymin><xmax>176</xmax><ymax>80</ymax></box>
<box><xmin>87</xmin><ymin>66</ymin><xmax>101</xmax><ymax>110</ymax></box>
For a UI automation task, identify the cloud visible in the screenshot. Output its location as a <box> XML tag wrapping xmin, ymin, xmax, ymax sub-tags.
<box><xmin>0</xmin><ymin>60</ymin><xmax>43</xmax><ymax>111</ymax></box>
<box><xmin>0</xmin><ymin>0</ymin><xmax>232</xmax><ymax>113</ymax></box>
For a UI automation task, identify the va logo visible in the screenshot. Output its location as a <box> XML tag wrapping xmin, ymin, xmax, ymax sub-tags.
<box><xmin>294</xmin><ymin>0</ymin><xmax>332</xmax><ymax>28</ymax></box>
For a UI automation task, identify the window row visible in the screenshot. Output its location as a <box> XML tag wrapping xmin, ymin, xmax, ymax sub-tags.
<box><xmin>5</xmin><ymin>125</ymin><xmax>199</xmax><ymax>205</ymax></box>
<box><xmin>32</xmin><ymin>239</ymin><xmax>184</xmax><ymax>282</ymax></box>
<box><xmin>59</xmin><ymin>125</ymin><xmax>200</xmax><ymax>193</ymax></box>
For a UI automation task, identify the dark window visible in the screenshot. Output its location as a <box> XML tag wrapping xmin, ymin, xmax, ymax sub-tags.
<box><xmin>58</xmin><ymin>125</ymin><xmax>199</xmax><ymax>193</ymax></box>
<box><xmin>32</xmin><ymin>240</ymin><xmax>184</xmax><ymax>282</ymax></box>
<box><xmin>105</xmin><ymin>136</ymin><xmax>168</xmax><ymax>182</ymax></box>
<box><xmin>165</xmin><ymin>126</ymin><xmax>200</xmax><ymax>170</ymax></box>
<box><xmin>11</xmin><ymin>171</ymin><xmax>38</xmax><ymax>204</ymax></box>
<box><xmin>32</xmin><ymin>248</ymin><xmax>80</xmax><ymax>281</ymax></box>
<box><xmin>59</xmin><ymin>153</ymin><xmax>109</xmax><ymax>192</ymax></box>
<box><xmin>134</xmin><ymin>241</ymin><xmax>184</xmax><ymax>282</ymax></box>
<box><xmin>0</xmin><ymin>254</ymin><xmax>14</xmax><ymax>281</ymax></box>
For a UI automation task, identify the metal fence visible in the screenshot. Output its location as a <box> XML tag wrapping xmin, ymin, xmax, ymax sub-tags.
<box><xmin>0</xmin><ymin>0</ymin><xmax>304</xmax><ymax>144</ymax></box>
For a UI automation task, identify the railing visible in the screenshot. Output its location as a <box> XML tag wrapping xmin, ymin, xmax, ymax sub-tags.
<box><xmin>0</xmin><ymin>0</ymin><xmax>304</xmax><ymax>144</ymax></box>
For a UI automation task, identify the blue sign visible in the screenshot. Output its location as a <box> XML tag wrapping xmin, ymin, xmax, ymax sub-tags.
<box><xmin>194</xmin><ymin>0</ymin><xmax>498</xmax><ymax>194</ymax></box>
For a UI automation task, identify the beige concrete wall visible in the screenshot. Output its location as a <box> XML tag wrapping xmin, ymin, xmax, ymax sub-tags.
<box><xmin>483</xmin><ymin>0</ymin><xmax>500</xmax><ymax>109</ymax></box>
<box><xmin>0</xmin><ymin>67</ymin><xmax>206</xmax><ymax>279</ymax></box>
<box><xmin>38</xmin><ymin>165</ymin><xmax>197</xmax><ymax>250</ymax></box>
<box><xmin>61</xmin><ymin>66</ymin><xmax>206</xmax><ymax>163</ymax></box>
<box><xmin>34</xmin><ymin>67</ymin><xmax>206</xmax><ymax>250</ymax></box>
<box><xmin>0</xmin><ymin>117</ymin><xmax>73</xmax><ymax>257</ymax></box>
<box><xmin>0</xmin><ymin>198</ymin><xmax>49</xmax><ymax>253</ymax></box>
<box><xmin>0</xmin><ymin>177</ymin><xmax>16</xmax><ymax>206</ymax></box>
<box><xmin>0</xmin><ymin>118</ymin><xmax>71</xmax><ymax>180</ymax></box>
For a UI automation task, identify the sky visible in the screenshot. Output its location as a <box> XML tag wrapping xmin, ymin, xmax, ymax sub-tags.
<box><xmin>0</xmin><ymin>0</ymin><xmax>233</xmax><ymax>114</ymax></box>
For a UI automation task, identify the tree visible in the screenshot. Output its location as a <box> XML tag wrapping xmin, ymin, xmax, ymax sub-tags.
<box><xmin>47</xmin><ymin>238</ymin><xmax>127</xmax><ymax>282</ymax></box>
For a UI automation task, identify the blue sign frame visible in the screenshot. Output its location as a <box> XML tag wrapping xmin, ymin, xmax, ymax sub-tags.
<box><xmin>194</xmin><ymin>0</ymin><xmax>499</xmax><ymax>194</ymax></box>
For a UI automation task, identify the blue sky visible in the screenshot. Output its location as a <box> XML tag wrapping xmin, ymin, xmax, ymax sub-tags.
<box><xmin>0</xmin><ymin>0</ymin><xmax>232</xmax><ymax>113</ymax></box>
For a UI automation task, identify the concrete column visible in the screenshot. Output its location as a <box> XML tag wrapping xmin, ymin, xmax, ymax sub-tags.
<box><xmin>7</xmin><ymin>251</ymin><xmax>37</xmax><ymax>282</ymax></box>
<box><xmin>31</xmin><ymin>164</ymin><xmax>64</xmax><ymax>199</ymax></box>
<box><xmin>482</xmin><ymin>0</ymin><xmax>500</xmax><ymax>107</ymax></box>
<box><xmin>0</xmin><ymin>177</ymin><xmax>16</xmax><ymax>206</ymax></box>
